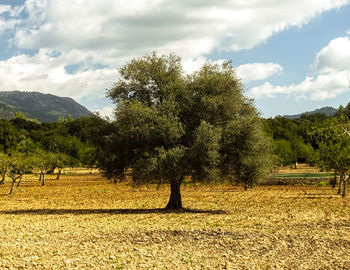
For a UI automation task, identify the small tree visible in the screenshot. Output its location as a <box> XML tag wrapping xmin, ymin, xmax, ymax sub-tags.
<box><xmin>7</xmin><ymin>153</ymin><xmax>30</xmax><ymax>195</ymax></box>
<box><xmin>0</xmin><ymin>120</ymin><xmax>18</xmax><ymax>154</ymax></box>
<box><xmin>53</xmin><ymin>153</ymin><xmax>79</xmax><ymax>180</ymax></box>
<box><xmin>34</xmin><ymin>151</ymin><xmax>56</xmax><ymax>186</ymax></box>
<box><xmin>16</xmin><ymin>154</ymin><xmax>35</xmax><ymax>187</ymax></box>
<box><xmin>0</xmin><ymin>153</ymin><xmax>10</xmax><ymax>184</ymax></box>
<box><xmin>55</xmin><ymin>154</ymin><xmax>65</xmax><ymax>180</ymax></box>
<box><xmin>93</xmin><ymin>53</ymin><xmax>273</xmax><ymax>209</ymax></box>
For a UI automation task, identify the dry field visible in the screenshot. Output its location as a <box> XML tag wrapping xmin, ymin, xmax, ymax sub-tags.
<box><xmin>0</xmin><ymin>172</ymin><xmax>350</xmax><ymax>269</ymax></box>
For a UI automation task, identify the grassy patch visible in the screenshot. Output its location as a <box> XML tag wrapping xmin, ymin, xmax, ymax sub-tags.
<box><xmin>275</xmin><ymin>172</ymin><xmax>334</xmax><ymax>178</ymax></box>
<box><xmin>316</xmin><ymin>181</ymin><xmax>330</xmax><ymax>186</ymax></box>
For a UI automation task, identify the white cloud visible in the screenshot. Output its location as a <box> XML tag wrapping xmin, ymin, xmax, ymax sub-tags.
<box><xmin>0</xmin><ymin>5</ymin><xmax>22</xmax><ymax>35</ymax></box>
<box><xmin>249</xmin><ymin>35</ymin><xmax>350</xmax><ymax>101</ymax></box>
<box><xmin>310</xmin><ymin>37</ymin><xmax>350</xmax><ymax>74</ymax></box>
<box><xmin>250</xmin><ymin>71</ymin><xmax>349</xmax><ymax>100</ymax></box>
<box><xmin>93</xmin><ymin>106</ymin><xmax>115</xmax><ymax>120</ymax></box>
<box><xmin>0</xmin><ymin>49</ymin><xmax>117</xmax><ymax>100</ymax></box>
<box><xmin>235</xmin><ymin>63</ymin><xmax>283</xmax><ymax>83</ymax></box>
<box><xmin>12</xmin><ymin>0</ymin><xmax>350</xmax><ymax>59</ymax></box>
<box><xmin>1</xmin><ymin>0</ymin><xmax>350</xmax><ymax>108</ymax></box>
<box><xmin>0</xmin><ymin>5</ymin><xmax>11</xmax><ymax>15</ymax></box>
<box><xmin>0</xmin><ymin>19</ymin><xmax>16</xmax><ymax>35</ymax></box>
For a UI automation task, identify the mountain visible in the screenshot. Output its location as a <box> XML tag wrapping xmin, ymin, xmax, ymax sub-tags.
<box><xmin>0</xmin><ymin>91</ymin><xmax>90</xmax><ymax>122</ymax></box>
<box><xmin>283</xmin><ymin>106</ymin><xmax>337</xmax><ymax>119</ymax></box>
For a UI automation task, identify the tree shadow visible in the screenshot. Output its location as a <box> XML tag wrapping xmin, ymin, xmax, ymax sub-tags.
<box><xmin>0</xmin><ymin>208</ymin><xmax>227</xmax><ymax>215</ymax></box>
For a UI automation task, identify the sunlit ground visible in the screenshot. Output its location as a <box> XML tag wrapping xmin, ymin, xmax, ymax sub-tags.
<box><xmin>0</xmin><ymin>171</ymin><xmax>349</xmax><ymax>269</ymax></box>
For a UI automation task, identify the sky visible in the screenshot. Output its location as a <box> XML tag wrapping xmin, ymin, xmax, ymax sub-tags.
<box><xmin>0</xmin><ymin>0</ymin><xmax>349</xmax><ymax>118</ymax></box>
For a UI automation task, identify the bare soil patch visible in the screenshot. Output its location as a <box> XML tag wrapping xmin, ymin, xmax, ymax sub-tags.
<box><xmin>0</xmin><ymin>174</ymin><xmax>350</xmax><ymax>269</ymax></box>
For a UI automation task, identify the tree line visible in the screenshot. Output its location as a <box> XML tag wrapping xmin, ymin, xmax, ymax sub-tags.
<box><xmin>265</xmin><ymin>105</ymin><xmax>350</xmax><ymax>197</ymax></box>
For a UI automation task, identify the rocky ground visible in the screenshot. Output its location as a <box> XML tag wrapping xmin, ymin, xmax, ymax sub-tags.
<box><xmin>0</xmin><ymin>173</ymin><xmax>349</xmax><ymax>269</ymax></box>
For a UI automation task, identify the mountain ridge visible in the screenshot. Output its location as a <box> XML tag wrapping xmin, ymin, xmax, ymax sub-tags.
<box><xmin>0</xmin><ymin>91</ymin><xmax>90</xmax><ymax>122</ymax></box>
<box><xmin>283</xmin><ymin>106</ymin><xmax>337</xmax><ymax>119</ymax></box>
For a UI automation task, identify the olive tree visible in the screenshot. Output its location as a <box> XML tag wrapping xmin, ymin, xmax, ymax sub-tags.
<box><xmin>7</xmin><ymin>153</ymin><xmax>32</xmax><ymax>195</ymax></box>
<box><xmin>54</xmin><ymin>153</ymin><xmax>79</xmax><ymax>180</ymax></box>
<box><xmin>0</xmin><ymin>152</ymin><xmax>10</xmax><ymax>184</ymax></box>
<box><xmin>34</xmin><ymin>151</ymin><xmax>57</xmax><ymax>186</ymax></box>
<box><xmin>94</xmin><ymin>53</ymin><xmax>272</xmax><ymax>209</ymax></box>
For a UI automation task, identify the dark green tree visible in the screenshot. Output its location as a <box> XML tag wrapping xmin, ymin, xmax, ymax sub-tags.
<box><xmin>274</xmin><ymin>139</ymin><xmax>294</xmax><ymax>166</ymax></box>
<box><xmin>0</xmin><ymin>120</ymin><xmax>18</xmax><ymax>153</ymax></box>
<box><xmin>94</xmin><ymin>53</ymin><xmax>273</xmax><ymax>209</ymax></box>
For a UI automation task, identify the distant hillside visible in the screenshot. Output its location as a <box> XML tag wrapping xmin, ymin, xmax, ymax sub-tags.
<box><xmin>284</xmin><ymin>106</ymin><xmax>337</xmax><ymax>119</ymax></box>
<box><xmin>0</xmin><ymin>91</ymin><xmax>90</xmax><ymax>122</ymax></box>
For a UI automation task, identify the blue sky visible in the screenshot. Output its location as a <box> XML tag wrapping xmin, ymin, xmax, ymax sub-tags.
<box><xmin>0</xmin><ymin>0</ymin><xmax>350</xmax><ymax>118</ymax></box>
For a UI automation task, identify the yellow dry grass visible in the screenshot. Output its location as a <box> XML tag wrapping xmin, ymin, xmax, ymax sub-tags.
<box><xmin>0</xmin><ymin>172</ymin><xmax>350</xmax><ymax>269</ymax></box>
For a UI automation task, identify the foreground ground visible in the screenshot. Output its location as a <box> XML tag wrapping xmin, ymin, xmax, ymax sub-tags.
<box><xmin>0</xmin><ymin>172</ymin><xmax>350</xmax><ymax>269</ymax></box>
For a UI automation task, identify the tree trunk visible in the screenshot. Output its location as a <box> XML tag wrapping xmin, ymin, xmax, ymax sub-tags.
<box><xmin>38</xmin><ymin>172</ymin><xmax>42</xmax><ymax>182</ymax></box>
<box><xmin>56</xmin><ymin>169</ymin><xmax>61</xmax><ymax>180</ymax></box>
<box><xmin>338</xmin><ymin>174</ymin><xmax>344</xmax><ymax>195</ymax></box>
<box><xmin>165</xmin><ymin>182</ymin><xmax>182</xmax><ymax>210</ymax></box>
<box><xmin>42</xmin><ymin>173</ymin><xmax>45</xmax><ymax>186</ymax></box>
<box><xmin>0</xmin><ymin>172</ymin><xmax>5</xmax><ymax>184</ymax></box>
<box><xmin>342</xmin><ymin>175</ymin><xmax>348</xmax><ymax>198</ymax></box>
<box><xmin>294</xmin><ymin>161</ymin><xmax>298</xmax><ymax>169</ymax></box>
<box><xmin>16</xmin><ymin>175</ymin><xmax>23</xmax><ymax>187</ymax></box>
<box><xmin>332</xmin><ymin>172</ymin><xmax>337</xmax><ymax>189</ymax></box>
<box><xmin>244</xmin><ymin>182</ymin><xmax>248</xmax><ymax>191</ymax></box>
<box><xmin>9</xmin><ymin>178</ymin><xmax>16</xmax><ymax>195</ymax></box>
<box><xmin>47</xmin><ymin>167</ymin><xmax>55</xmax><ymax>174</ymax></box>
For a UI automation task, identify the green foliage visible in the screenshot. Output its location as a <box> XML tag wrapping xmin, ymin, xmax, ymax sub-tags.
<box><xmin>316</xmin><ymin>181</ymin><xmax>329</xmax><ymax>186</ymax></box>
<box><xmin>276</xmin><ymin>172</ymin><xmax>334</xmax><ymax>178</ymax></box>
<box><xmin>15</xmin><ymin>111</ymin><xmax>26</xmax><ymax>120</ymax></box>
<box><xmin>7</xmin><ymin>153</ymin><xmax>34</xmax><ymax>178</ymax></box>
<box><xmin>265</xmin><ymin>101</ymin><xmax>350</xmax><ymax>169</ymax></box>
<box><xmin>0</xmin><ymin>116</ymin><xmax>97</xmax><ymax>169</ymax></box>
<box><xmin>190</xmin><ymin>121</ymin><xmax>221</xmax><ymax>182</ymax></box>
<box><xmin>274</xmin><ymin>139</ymin><xmax>294</xmax><ymax>166</ymax></box>
<box><xmin>315</xmin><ymin>117</ymin><xmax>350</xmax><ymax>174</ymax></box>
<box><xmin>265</xmin><ymin>111</ymin><xmax>331</xmax><ymax>166</ymax></box>
<box><xmin>133</xmin><ymin>146</ymin><xmax>187</xmax><ymax>184</ymax></box>
<box><xmin>0</xmin><ymin>120</ymin><xmax>18</xmax><ymax>153</ymax></box>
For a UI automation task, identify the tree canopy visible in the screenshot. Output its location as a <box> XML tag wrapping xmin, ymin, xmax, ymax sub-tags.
<box><xmin>93</xmin><ymin>53</ymin><xmax>273</xmax><ymax>209</ymax></box>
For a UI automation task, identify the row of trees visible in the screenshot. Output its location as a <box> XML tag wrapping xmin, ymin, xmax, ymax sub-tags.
<box><xmin>0</xmin><ymin>151</ymin><xmax>77</xmax><ymax>194</ymax></box>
